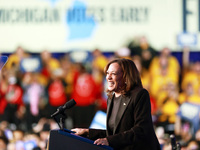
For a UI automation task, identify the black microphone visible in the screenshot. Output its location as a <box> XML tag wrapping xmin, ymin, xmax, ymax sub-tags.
<box><xmin>170</xmin><ymin>134</ymin><xmax>177</xmax><ymax>150</ymax></box>
<box><xmin>51</xmin><ymin>99</ymin><xmax>76</xmax><ymax>118</ymax></box>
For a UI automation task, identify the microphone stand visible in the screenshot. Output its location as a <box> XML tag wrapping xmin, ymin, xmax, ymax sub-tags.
<box><xmin>170</xmin><ymin>134</ymin><xmax>181</xmax><ymax>150</ymax></box>
<box><xmin>52</xmin><ymin>113</ymin><xmax>76</xmax><ymax>134</ymax></box>
<box><xmin>60</xmin><ymin>115</ymin><xmax>66</xmax><ymax>130</ymax></box>
<box><xmin>52</xmin><ymin>112</ymin><xmax>67</xmax><ymax>131</ymax></box>
<box><xmin>50</xmin><ymin>99</ymin><xmax>77</xmax><ymax>134</ymax></box>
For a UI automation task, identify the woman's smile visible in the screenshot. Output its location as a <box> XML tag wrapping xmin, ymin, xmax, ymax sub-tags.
<box><xmin>106</xmin><ymin>62</ymin><xmax>124</xmax><ymax>95</ymax></box>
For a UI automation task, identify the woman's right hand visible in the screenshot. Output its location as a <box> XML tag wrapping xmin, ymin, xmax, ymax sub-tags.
<box><xmin>71</xmin><ymin>128</ymin><xmax>89</xmax><ymax>136</ymax></box>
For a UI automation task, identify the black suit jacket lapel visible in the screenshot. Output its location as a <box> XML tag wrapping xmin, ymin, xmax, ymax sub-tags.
<box><xmin>113</xmin><ymin>96</ymin><xmax>131</xmax><ymax>134</ymax></box>
<box><xmin>106</xmin><ymin>95</ymin><xmax>114</xmax><ymax>136</ymax></box>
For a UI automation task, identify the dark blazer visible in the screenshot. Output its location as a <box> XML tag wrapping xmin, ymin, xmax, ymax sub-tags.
<box><xmin>89</xmin><ymin>87</ymin><xmax>161</xmax><ymax>150</ymax></box>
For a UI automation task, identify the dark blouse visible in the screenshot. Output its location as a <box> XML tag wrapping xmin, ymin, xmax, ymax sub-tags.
<box><xmin>108</xmin><ymin>95</ymin><xmax>122</xmax><ymax>134</ymax></box>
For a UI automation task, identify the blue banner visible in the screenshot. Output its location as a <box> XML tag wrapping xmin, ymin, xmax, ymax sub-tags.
<box><xmin>0</xmin><ymin>56</ymin><xmax>8</xmax><ymax>70</ymax></box>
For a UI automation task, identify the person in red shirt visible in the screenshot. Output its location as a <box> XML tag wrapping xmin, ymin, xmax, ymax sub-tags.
<box><xmin>70</xmin><ymin>63</ymin><xmax>97</xmax><ymax>128</ymax></box>
<box><xmin>1</xmin><ymin>71</ymin><xmax>24</xmax><ymax>127</ymax></box>
<box><xmin>0</xmin><ymin>69</ymin><xmax>8</xmax><ymax>117</ymax></box>
<box><xmin>46</xmin><ymin>68</ymin><xmax>68</xmax><ymax>119</ymax></box>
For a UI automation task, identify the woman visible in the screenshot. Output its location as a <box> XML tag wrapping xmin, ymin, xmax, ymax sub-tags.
<box><xmin>72</xmin><ymin>58</ymin><xmax>161</xmax><ymax>150</ymax></box>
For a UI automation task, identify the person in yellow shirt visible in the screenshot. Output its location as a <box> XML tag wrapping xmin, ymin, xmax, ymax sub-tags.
<box><xmin>149</xmin><ymin>53</ymin><xmax>179</xmax><ymax>100</ymax></box>
<box><xmin>39</xmin><ymin>50</ymin><xmax>61</xmax><ymax>86</ymax></box>
<box><xmin>132</xmin><ymin>55</ymin><xmax>150</xmax><ymax>91</ymax></box>
<box><xmin>181</xmin><ymin>62</ymin><xmax>200</xmax><ymax>93</ymax></box>
<box><xmin>149</xmin><ymin>47</ymin><xmax>180</xmax><ymax>78</ymax></box>
<box><xmin>179</xmin><ymin>60</ymin><xmax>200</xmax><ymax>105</ymax></box>
<box><xmin>157</xmin><ymin>82</ymin><xmax>180</xmax><ymax>126</ymax></box>
<box><xmin>5</xmin><ymin>46</ymin><xmax>30</xmax><ymax>70</ymax></box>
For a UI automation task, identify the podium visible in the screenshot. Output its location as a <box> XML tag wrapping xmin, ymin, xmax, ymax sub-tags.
<box><xmin>48</xmin><ymin>129</ymin><xmax>113</xmax><ymax>150</ymax></box>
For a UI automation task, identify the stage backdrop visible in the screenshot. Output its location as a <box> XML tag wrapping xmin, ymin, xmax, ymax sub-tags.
<box><xmin>0</xmin><ymin>0</ymin><xmax>199</xmax><ymax>53</ymax></box>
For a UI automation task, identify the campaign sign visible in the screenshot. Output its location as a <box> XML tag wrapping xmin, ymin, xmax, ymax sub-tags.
<box><xmin>90</xmin><ymin>110</ymin><xmax>106</xmax><ymax>129</ymax></box>
<box><xmin>177</xmin><ymin>33</ymin><xmax>197</xmax><ymax>47</ymax></box>
<box><xmin>20</xmin><ymin>57</ymin><xmax>42</xmax><ymax>73</ymax></box>
<box><xmin>0</xmin><ymin>56</ymin><xmax>8</xmax><ymax>70</ymax></box>
<box><xmin>177</xmin><ymin>102</ymin><xmax>200</xmax><ymax>134</ymax></box>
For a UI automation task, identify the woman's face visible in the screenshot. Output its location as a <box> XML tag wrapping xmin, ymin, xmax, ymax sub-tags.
<box><xmin>106</xmin><ymin>62</ymin><xmax>124</xmax><ymax>95</ymax></box>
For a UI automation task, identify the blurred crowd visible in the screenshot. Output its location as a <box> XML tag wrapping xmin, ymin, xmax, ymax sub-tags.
<box><xmin>0</xmin><ymin>36</ymin><xmax>200</xmax><ymax>150</ymax></box>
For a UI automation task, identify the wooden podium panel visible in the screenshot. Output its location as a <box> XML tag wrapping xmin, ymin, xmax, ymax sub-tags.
<box><xmin>48</xmin><ymin>129</ymin><xmax>113</xmax><ymax>150</ymax></box>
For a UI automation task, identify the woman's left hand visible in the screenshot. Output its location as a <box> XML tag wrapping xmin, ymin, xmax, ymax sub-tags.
<box><xmin>94</xmin><ymin>138</ymin><xmax>109</xmax><ymax>146</ymax></box>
